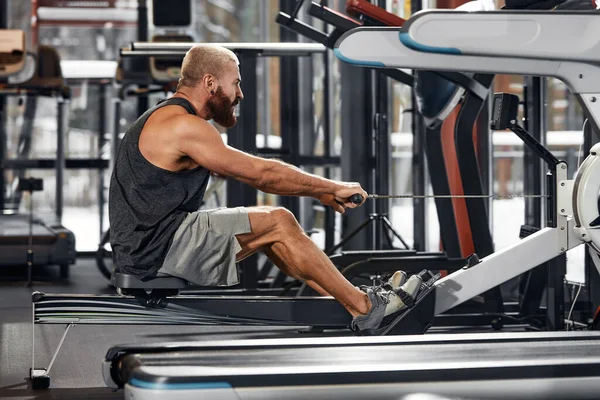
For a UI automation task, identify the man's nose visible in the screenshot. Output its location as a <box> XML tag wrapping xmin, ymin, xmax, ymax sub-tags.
<box><xmin>237</xmin><ymin>88</ymin><xmax>244</xmax><ymax>100</ymax></box>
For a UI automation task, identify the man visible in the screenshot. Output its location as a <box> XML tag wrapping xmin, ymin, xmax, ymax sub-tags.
<box><xmin>109</xmin><ymin>44</ymin><xmax>420</xmax><ymax>333</ymax></box>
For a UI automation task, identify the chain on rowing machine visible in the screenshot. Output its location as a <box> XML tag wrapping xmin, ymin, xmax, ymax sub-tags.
<box><xmin>368</xmin><ymin>194</ymin><xmax>549</xmax><ymax>200</ymax></box>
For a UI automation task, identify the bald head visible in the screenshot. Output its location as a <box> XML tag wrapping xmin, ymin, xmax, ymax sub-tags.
<box><xmin>177</xmin><ymin>44</ymin><xmax>239</xmax><ymax>90</ymax></box>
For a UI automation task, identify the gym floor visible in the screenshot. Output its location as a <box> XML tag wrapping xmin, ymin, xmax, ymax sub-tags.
<box><xmin>0</xmin><ymin>259</ymin><xmax>330</xmax><ymax>400</ymax></box>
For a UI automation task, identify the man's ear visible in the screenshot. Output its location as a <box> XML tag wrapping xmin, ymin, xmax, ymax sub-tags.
<box><xmin>202</xmin><ymin>74</ymin><xmax>215</xmax><ymax>94</ymax></box>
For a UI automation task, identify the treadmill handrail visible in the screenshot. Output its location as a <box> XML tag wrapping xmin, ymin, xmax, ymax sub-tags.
<box><xmin>333</xmin><ymin>26</ymin><xmax>600</xmax><ymax>93</ymax></box>
<box><xmin>401</xmin><ymin>10</ymin><xmax>600</xmax><ymax>63</ymax></box>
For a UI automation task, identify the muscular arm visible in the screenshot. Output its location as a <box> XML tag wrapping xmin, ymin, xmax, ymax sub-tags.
<box><xmin>246</xmin><ymin>157</ymin><xmax>339</xmax><ymax>197</ymax></box>
<box><xmin>174</xmin><ymin>115</ymin><xmax>366</xmax><ymax>210</ymax></box>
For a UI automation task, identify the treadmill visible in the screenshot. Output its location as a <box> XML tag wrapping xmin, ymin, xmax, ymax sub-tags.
<box><xmin>104</xmin><ymin>331</ymin><xmax>600</xmax><ymax>399</ymax></box>
<box><xmin>0</xmin><ymin>39</ymin><xmax>76</xmax><ymax>279</ymax></box>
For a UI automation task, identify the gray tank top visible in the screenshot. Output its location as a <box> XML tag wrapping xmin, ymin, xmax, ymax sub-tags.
<box><xmin>109</xmin><ymin>97</ymin><xmax>210</xmax><ymax>279</ymax></box>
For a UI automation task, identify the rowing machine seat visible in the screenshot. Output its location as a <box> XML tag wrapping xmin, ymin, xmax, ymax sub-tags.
<box><xmin>111</xmin><ymin>272</ymin><xmax>189</xmax><ymax>290</ymax></box>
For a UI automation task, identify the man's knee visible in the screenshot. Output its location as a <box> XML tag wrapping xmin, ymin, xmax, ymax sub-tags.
<box><xmin>269</xmin><ymin>207</ymin><xmax>301</xmax><ymax>233</ymax></box>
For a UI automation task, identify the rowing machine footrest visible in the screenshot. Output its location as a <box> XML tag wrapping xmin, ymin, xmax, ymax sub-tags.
<box><xmin>381</xmin><ymin>270</ymin><xmax>440</xmax><ymax>336</ymax></box>
<box><xmin>111</xmin><ymin>272</ymin><xmax>189</xmax><ymax>290</ymax></box>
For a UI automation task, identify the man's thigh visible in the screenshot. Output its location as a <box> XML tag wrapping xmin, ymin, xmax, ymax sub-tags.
<box><xmin>235</xmin><ymin>206</ymin><xmax>292</xmax><ymax>260</ymax></box>
<box><xmin>161</xmin><ymin>207</ymin><xmax>251</xmax><ymax>286</ymax></box>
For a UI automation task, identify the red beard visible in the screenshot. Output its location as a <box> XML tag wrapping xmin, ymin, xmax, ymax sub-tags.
<box><xmin>207</xmin><ymin>86</ymin><xmax>240</xmax><ymax>128</ymax></box>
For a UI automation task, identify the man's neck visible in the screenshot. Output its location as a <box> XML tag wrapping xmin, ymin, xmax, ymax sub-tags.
<box><xmin>172</xmin><ymin>91</ymin><xmax>210</xmax><ymax>120</ymax></box>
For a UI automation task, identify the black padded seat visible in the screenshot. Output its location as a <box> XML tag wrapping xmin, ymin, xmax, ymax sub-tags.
<box><xmin>111</xmin><ymin>272</ymin><xmax>189</xmax><ymax>289</ymax></box>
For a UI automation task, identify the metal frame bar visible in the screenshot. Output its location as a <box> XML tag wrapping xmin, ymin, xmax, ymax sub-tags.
<box><xmin>279</xmin><ymin>0</ymin><xmax>302</xmax><ymax>223</ymax></box>
<box><xmin>373</xmin><ymin>58</ymin><xmax>392</xmax><ymax>249</ymax></box>
<box><xmin>523</xmin><ymin>76</ymin><xmax>546</xmax><ymax>228</ymax></box>
<box><xmin>56</xmin><ymin>97</ymin><xmax>67</xmax><ymax>222</ymax></box>
<box><xmin>412</xmin><ymin>96</ymin><xmax>427</xmax><ymax>252</ymax></box>
<box><xmin>45</xmin><ymin>323</ymin><xmax>75</xmax><ymax>374</ymax></box>
<box><xmin>2</xmin><ymin>158</ymin><xmax>109</xmax><ymax>169</ymax></box>
<box><xmin>518</xmin><ymin>77</ymin><xmax>548</xmax><ymax>321</ymax></box>
<box><xmin>322</xmin><ymin>35</ymin><xmax>336</xmax><ymax>252</ymax></box>
<box><xmin>98</xmin><ymin>82</ymin><xmax>108</xmax><ymax>238</ymax></box>
<box><xmin>583</xmin><ymin>121</ymin><xmax>600</xmax><ymax>319</ymax></box>
<box><xmin>227</xmin><ymin>53</ymin><xmax>259</xmax><ymax>289</ymax></box>
<box><xmin>340</xmin><ymin>63</ymin><xmax>372</xmax><ymax>250</ymax></box>
<box><xmin>411</xmin><ymin>0</ymin><xmax>426</xmax><ymax>252</ymax></box>
<box><xmin>125</xmin><ymin>42</ymin><xmax>327</xmax><ymax>56</ymax></box>
<box><xmin>0</xmin><ymin>95</ymin><xmax>5</xmax><ymax>211</ymax></box>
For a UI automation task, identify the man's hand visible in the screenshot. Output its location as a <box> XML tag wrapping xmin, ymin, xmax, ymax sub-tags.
<box><xmin>318</xmin><ymin>182</ymin><xmax>368</xmax><ymax>214</ymax></box>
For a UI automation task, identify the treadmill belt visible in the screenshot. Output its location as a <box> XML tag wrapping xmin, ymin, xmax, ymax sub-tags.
<box><xmin>123</xmin><ymin>339</ymin><xmax>600</xmax><ymax>385</ymax></box>
<box><xmin>0</xmin><ymin>214</ymin><xmax>55</xmax><ymax>242</ymax></box>
<box><xmin>106</xmin><ymin>331</ymin><xmax>600</xmax><ymax>397</ymax></box>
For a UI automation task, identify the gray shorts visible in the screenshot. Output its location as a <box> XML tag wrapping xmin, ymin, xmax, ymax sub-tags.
<box><xmin>159</xmin><ymin>207</ymin><xmax>252</xmax><ymax>287</ymax></box>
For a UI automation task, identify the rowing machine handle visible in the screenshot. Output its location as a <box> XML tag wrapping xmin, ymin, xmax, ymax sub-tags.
<box><xmin>349</xmin><ymin>194</ymin><xmax>363</xmax><ymax>204</ymax></box>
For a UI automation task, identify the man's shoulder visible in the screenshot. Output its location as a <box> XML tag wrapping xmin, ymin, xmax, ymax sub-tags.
<box><xmin>148</xmin><ymin>107</ymin><xmax>205</xmax><ymax>133</ymax></box>
<box><xmin>167</xmin><ymin>113</ymin><xmax>218</xmax><ymax>140</ymax></box>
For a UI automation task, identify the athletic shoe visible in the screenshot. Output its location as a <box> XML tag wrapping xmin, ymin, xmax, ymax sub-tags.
<box><xmin>399</xmin><ymin>274</ymin><xmax>424</xmax><ymax>299</ymax></box>
<box><xmin>351</xmin><ymin>272</ymin><xmax>423</xmax><ymax>332</ymax></box>
<box><xmin>385</xmin><ymin>274</ymin><xmax>423</xmax><ymax>315</ymax></box>
<box><xmin>387</xmin><ymin>270</ymin><xmax>407</xmax><ymax>290</ymax></box>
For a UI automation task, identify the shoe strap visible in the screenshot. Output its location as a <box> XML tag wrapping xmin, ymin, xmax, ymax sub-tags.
<box><xmin>396</xmin><ymin>288</ymin><xmax>416</xmax><ymax>308</ymax></box>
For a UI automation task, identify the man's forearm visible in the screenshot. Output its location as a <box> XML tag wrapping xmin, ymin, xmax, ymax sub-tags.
<box><xmin>254</xmin><ymin>158</ymin><xmax>339</xmax><ymax>198</ymax></box>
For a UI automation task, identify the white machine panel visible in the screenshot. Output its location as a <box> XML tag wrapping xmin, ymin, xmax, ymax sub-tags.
<box><xmin>334</xmin><ymin>28</ymin><xmax>600</xmax><ymax>93</ymax></box>
<box><xmin>404</xmin><ymin>11</ymin><xmax>600</xmax><ymax>63</ymax></box>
